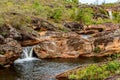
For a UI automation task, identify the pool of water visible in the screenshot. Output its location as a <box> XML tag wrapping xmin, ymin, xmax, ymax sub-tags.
<box><xmin>0</xmin><ymin>57</ymin><xmax>106</xmax><ymax>80</ymax></box>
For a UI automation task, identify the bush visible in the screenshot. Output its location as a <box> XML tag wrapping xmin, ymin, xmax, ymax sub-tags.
<box><xmin>49</xmin><ymin>8</ymin><xmax>63</xmax><ymax>22</ymax></box>
<box><xmin>73</xmin><ymin>8</ymin><xmax>93</xmax><ymax>25</ymax></box>
<box><xmin>113</xmin><ymin>12</ymin><xmax>120</xmax><ymax>23</ymax></box>
<box><xmin>106</xmin><ymin>61</ymin><xmax>120</xmax><ymax>72</ymax></box>
<box><xmin>93</xmin><ymin>47</ymin><xmax>101</xmax><ymax>53</ymax></box>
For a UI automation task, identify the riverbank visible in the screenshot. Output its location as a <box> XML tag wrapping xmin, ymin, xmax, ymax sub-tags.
<box><xmin>56</xmin><ymin>60</ymin><xmax>120</xmax><ymax>80</ymax></box>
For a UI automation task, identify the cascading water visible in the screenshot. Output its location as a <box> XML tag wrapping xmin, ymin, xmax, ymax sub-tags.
<box><xmin>14</xmin><ymin>46</ymin><xmax>38</xmax><ymax>63</ymax></box>
<box><xmin>22</xmin><ymin>47</ymin><xmax>33</xmax><ymax>58</ymax></box>
<box><xmin>108</xmin><ymin>10</ymin><xmax>113</xmax><ymax>20</ymax></box>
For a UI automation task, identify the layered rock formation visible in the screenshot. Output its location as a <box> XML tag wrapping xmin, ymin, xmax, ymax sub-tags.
<box><xmin>34</xmin><ymin>23</ymin><xmax>120</xmax><ymax>58</ymax></box>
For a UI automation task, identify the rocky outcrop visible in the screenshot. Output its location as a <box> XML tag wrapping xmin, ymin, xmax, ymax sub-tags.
<box><xmin>0</xmin><ymin>23</ymin><xmax>41</xmax><ymax>67</ymax></box>
<box><xmin>82</xmin><ymin>28</ymin><xmax>120</xmax><ymax>57</ymax></box>
<box><xmin>34</xmin><ymin>25</ymin><xmax>120</xmax><ymax>58</ymax></box>
<box><xmin>31</xmin><ymin>17</ymin><xmax>59</xmax><ymax>31</ymax></box>
<box><xmin>64</xmin><ymin>22</ymin><xmax>84</xmax><ymax>31</ymax></box>
<box><xmin>0</xmin><ymin>38</ymin><xmax>22</xmax><ymax>67</ymax></box>
<box><xmin>34</xmin><ymin>31</ymin><xmax>90</xmax><ymax>58</ymax></box>
<box><xmin>79</xmin><ymin>23</ymin><xmax>120</xmax><ymax>35</ymax></box>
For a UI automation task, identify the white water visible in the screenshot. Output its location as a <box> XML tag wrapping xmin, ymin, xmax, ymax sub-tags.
<box><xmin>14</xmin><ymin>46</ymin><xmax>38</xmax><ymax>63</ymax></box>
<box><xmin>108</xmin><ymin>10</ymin><xmax>113</xmax><ymax>20</ymax></box>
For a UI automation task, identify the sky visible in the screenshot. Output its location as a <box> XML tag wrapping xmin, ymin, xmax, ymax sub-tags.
<box><xmin>79</xmin><ymin>0</ymin><xmax>118</xmax><ymax>4</ymax></box>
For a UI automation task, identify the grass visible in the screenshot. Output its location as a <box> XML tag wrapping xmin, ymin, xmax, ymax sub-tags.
<box><xmin>69</xmin><ymin>60</ymin><xmax>120</xmax><ymax>80</ymax></box>
<box><xmin>0</xmin><ymin>0</ymin><xmax>119</xmax><ymax>27</ymax></box>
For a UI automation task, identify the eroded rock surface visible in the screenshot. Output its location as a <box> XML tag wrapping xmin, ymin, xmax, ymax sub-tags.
<box><xmin>34</xmin><ymin>24</ymin><xmax>120</xmax><ymax>58</ymax></box>
<box><xmin>34</xmin><ymin>31</ymin><xmax>90</xmax><ymax>58</ymax></box>
<box><xmin>0</xmin><ymin>23</ymin><xmax>41</xmax><ymax>67</ymax></box>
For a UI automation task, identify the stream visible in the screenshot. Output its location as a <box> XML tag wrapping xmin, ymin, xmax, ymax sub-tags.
<box><xmin>0</xmin><ymin>57</ymin><xmax>105</xmax><ymax>80</ymax></box>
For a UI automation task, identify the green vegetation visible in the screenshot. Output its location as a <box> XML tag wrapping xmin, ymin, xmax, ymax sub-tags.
<box><xmin>0</xmin><ymin>0</ymin><xmax>119</xmax><ymax>27</ymax></box>
<box><xmin>69</xmin><ymin>60</ymin><xmax>120</xmax><ymax>80</ymax></box>
<box><xmin>109</xmin><ymin>53</ymin><xmax>120</xmax><ymax>60</ymax></box>
<box><xmin>93</xmin><ymin>47</ymin><xmax>101</xmax><ymax>53</ymax></box>
<box><xmin>73</xmin><ymin>8</ymin><xmax>93</xmax><ymax>25</ymax></box>
<box><xmin>0</xmin><ymin>52</ymin><xmax>4</xmax><ymax>55</ymax></box>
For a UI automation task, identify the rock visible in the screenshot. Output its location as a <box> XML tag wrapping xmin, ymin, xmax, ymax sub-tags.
<box><xmin>79</xmin><ymin>23</ymin><xmax>120</xmax><ymax>35</ymax></box>
<box><xmin>105</xmin><ymin>74</ymin><xmax>120</xmax><ymax>80</ymax></box>
<box><xmin>34</xmin><ymin>31</ymin><xmax>89</xmax><ymax>58</ymax></box>
<box><xmin>93</xmin><ymin>13</ymin><xmax>109</xmax><ymax>19</ymax></box>
<box><xmin>0</xmin><ymin>35</ymin><xmax>4</xmax><ymax>44</ymax></box>
<box><xmin>34</xmin><ymin>27</ymin><xmax>120</xmax><ymax>58</ymax></box>
<box><xmin>0</xmin><ymin>38</ymin><xmax>22</xmax><ymax>66</ymax></box>
<box><xmin>0</xmin><ymin>17</ymin><xmax>57</xmax><ymax>66</ymax></box>
<box><xmin>0</xmin><ymin>24</ymin><xmax>22</xmax><ymax>40</ymax></box>
<box><xmin>0</xmin><ymin>55</ymin><xmax>6</xmax><ymax>65</ymax></box>
<box><xmin>80</xmin><ymin>28</ymin><xmax>120</xmax><ymax>57</ymax></box>
<box><xmin>64</xmin><ymin>22</ymin><xmax>84</xmax><ymax>31</ymax></box>
<box><xmin>65</xmin><ymin>4</ymin><xmax>72</xmax><ymax>9</ymax></box>
<box><xmin>78</xmin><ymin>30</ymin><xmax>99</xmax><ymax>34</ymax></box>
<box><xmin>31</xmin><ymin>17</ymin><xmax>59</xmax><ymax>31</ymax></box>
<box><xmin>87</xmin><ymin>23</ymin><xmax>119</xmax><ymax>31</ymax></box>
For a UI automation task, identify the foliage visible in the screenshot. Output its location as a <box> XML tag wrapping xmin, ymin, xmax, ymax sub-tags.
<box><xmin>113</xmin><ymin>12</ymin><xmax>120</xmax><ymax>23</ymax></box>
<box><xmin>69</xmin><ymin>60</ymin><xmax>120</xmax><ymax>80</ymax></box>
<box><xmin>109</xmin><ymin>53</ymin><xmax>120</xmax><ymax>60</ymax></box>
<box><xmin>0</xmin><ymin>0</ymin><xmax>119</xmax><ymax>27</ymax></box>
<box><xmin>93</xmin><ymin>47</ymin><xmax>101</xmax><ymax>53</ymax></box>
<box><xmin>74</xmin><ymin>8</ymin><xmax>94</xmax><ymax>25</ymax></box>
<box><xmin>0</xmin><ymin>52</ymin><xmax>5</xmax><ymax>55</ymax></box>
<box><xmin>49</xmin><ymin>8</ymin><xmax>63</xmax><ymax>22</ymax></box>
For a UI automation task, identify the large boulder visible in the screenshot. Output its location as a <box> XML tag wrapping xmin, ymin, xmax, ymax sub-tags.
<box><xmin>34</xmin><ymin>31</ymin><xmax>90</xmax><ymax>58</ymax></box>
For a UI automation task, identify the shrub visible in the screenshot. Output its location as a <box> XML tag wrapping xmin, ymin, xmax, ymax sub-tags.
<box><xmin>113</xmin><ymin>12</ymin><xmax>120</xmax><ymax>23</ymax></box>
<box><xmin>106</xmin><ymin>61</ymin><xmax>120</xmax><ymax>72</ymax></box>
<box><xmin>73</xmin><ymin>8</ymin><xmax>93</xmax><ymax>25</ymax></box>
<box><xmin>93</xmin><ymin>47</ymin><xmax>101</xmax><ymax>53</ymax></box>
<box><xmin>49</xmin><ymin>8</ymin><xmax>63</xmax><ymax>22</ymax></box>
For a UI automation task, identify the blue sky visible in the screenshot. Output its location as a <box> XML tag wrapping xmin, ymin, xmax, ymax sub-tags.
<box><xmin>79</xmin><ymin>0</ymin><xmax>118</xmax><ymax>4</ymax></box>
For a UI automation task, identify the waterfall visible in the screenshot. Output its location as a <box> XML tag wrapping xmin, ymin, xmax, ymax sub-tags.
<box><xmin>14</xmin><ymin>46</ymin><xmax>38</xmax><ymax>63</ymax></box>
<box><xmin>108</xmin><ymin>10</ymin><xmax>113</xmax><ymax>20</ymax></box>
<box><xmin>22</xmin><ymin>47</ymin><xmax>33</xmax><ymax>58</ymax></box>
